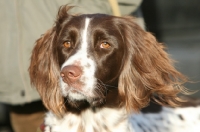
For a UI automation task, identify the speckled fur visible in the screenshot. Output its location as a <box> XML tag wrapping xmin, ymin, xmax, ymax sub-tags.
<box><xmin>44</xmin><ymin>108</ymin><xmax>133</xmax><ymax>132</ymax></box>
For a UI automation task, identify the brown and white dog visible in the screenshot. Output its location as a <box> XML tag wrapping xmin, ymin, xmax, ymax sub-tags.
<box><xmin>29</xmin><ymin>5</ymin><xmax>200</xmax><ymax>132</ymax></box>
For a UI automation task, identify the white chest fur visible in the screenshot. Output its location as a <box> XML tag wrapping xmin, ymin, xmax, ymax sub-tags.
<box><xmin>44</xmin><ymin>108</ymin><xmax>134</xmax><ymax>132</ymax></box>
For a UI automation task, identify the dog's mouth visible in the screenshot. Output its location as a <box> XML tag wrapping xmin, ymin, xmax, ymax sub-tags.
<box><xmin>65</xmin><ymin>80</ymin><xmax>84</xmax><ymax>91</ymax></box>
<box><xmin>66</xmin><ymin>88</ymin><xmax>107</xmax><ymax>105</ymax></box>
<box><xmin>63</xmin><ymin>85</ymin><xmax>108</xmax><ymax>110</ymax></box>
<box><xmin>61</xmin><ymin>77</ymin><xmax>117</xmax><ymax>111</ymax></box>
<box><xmin>64</xmin><ymin>92</ymin><xmax>106</xmax><ymax>112</ymax></box>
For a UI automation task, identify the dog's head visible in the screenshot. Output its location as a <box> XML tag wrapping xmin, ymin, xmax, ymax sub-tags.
<box><xmin>29</xmin><ymin>5</ymin><xmax>187</xmax><ymax>116</ymax></box>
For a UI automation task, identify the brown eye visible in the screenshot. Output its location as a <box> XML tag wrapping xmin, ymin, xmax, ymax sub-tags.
<box><xmin>63</xmin><ymin>41</ymin><xmax>71</xmax><ymax>49</ymax></box>
<box><xmin>100</xmin><ymin>42</ymin><xmax>111</xmax><ymax>49</ymax></box>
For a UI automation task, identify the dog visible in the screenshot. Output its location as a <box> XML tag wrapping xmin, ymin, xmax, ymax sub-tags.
<box><xmin>29</xmin><ymin>5</ymin><xmax>199</xmax><ymax>132</ymax></box>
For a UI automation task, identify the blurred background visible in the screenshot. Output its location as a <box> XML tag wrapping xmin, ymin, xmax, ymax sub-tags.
<box><xmin>141</xmin><ymin>0</ymin><xmax>200</xmax><ymax>96</ymax></box>
<box><xmin>0</xmin><ymin>0</ymin><xmax>200</xmax><ymax>131</ymax></box>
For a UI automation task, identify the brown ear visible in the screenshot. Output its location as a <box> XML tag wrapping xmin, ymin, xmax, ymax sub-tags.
<box><xmin>29</xmin><ymin>5</ymin><xmax>75</xmax><ymax>117</ymax></box>
<box><xmin>117</xmin><ymin>16</ymin><xmax>187</xmax><ymax>112</ymax></box>
<box><xmin>29</xmin><ymin>28</ymin><xmax>65</xmax><ymax>116</ymax></box>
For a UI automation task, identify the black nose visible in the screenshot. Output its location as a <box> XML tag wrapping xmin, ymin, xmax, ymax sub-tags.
<box><xmin>60</xmin><ymin>65</ymin><xmax>82</xmax><ymax>83</ymax></box>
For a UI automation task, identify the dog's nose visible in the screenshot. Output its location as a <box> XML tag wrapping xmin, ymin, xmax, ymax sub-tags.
<box><xmin>61</xmin><ymin>65</ymin><xmax>82</xmax><ymax>83</ymax></box>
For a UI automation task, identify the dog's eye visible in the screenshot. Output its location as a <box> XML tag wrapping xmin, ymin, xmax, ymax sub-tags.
<box><xmin>100</xmin><ymin>42</ymin><xmax>111</xmax><ymax>49</ymax></box>
<box><xmin>63</xmin><ymin>41</ymin><xmax>71</xmax><ymax>49</ymax></box>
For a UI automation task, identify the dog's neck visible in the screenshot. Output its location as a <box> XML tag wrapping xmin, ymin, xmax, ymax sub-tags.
<box><xmin>44</xmin><ymin>107</ymin><xmax>134</xmax><ymax>132</ymax></box>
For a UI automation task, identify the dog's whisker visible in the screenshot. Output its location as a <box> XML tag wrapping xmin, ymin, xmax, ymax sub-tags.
<box><xmin>104</xmin><ymin>84</ymin><xmax>118</xmax><ymax>88</ymax></box>
<box><xmin>97</xmin><ymin>78</ymin><xmax>118</xmax><ymax>89</ymax></box>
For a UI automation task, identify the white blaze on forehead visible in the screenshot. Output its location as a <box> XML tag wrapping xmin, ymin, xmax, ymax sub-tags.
<box><xmin>60</xmin><ymin>17</ymin><xmax>97</xmax><ymax>100</ymax></box>
<box><xmin>82</xmin><ymin>18</ymin><xmax>90</xmax><ymax>52</ymax></box>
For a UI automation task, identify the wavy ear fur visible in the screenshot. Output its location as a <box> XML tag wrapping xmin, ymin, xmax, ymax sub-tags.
<box><xmin>117</xmin><ymin>16</ymin><xmax>187</xmax><ymax>112</ymax></box>
<box><xmin>29</xmin><ymin>28</ymin><xmax>64</xmax><ymax>115</ymax></box>
<box><xmin>29</xmin><ymin>5</ymin><xmax>73</xmax><ymax>116</ymax></box>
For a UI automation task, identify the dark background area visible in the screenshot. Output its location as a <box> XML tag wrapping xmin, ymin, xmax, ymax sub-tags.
<box><xmin>1</xmin><ymin>0</ymin><xmax>200</xmax><ymax>131</ymax></box>
<box><xmin>141</xmin><ymin>0</ymin><xmax>200</xmax><ymax>97</ymax></box>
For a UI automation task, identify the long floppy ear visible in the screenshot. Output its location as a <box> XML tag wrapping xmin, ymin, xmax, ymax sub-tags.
<box><xmin>29</xmin><ymin>5</ymin><xmax>73</xmax><ymax>116</ymax></box>
<box><xmin>117</xmin><ymin>16</ymin><xmax>187</xmax><ymax>112</ymax></box>
<box><xmin>29</xmin><ymin>28</ymin><xmax>64</xmax><ymax>115</ymax></box>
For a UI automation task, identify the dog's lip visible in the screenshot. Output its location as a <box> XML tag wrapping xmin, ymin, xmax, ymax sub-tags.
<box><xmin>70</xmin><ymin>89</ymin><xmax>81</xmax><ymax>93</ymax></box>
<box><xmin>66</xmin><ymin>88</ymin><xmax>87</xmax><ymax>100</ymax></box>
<box><xmin>67</xmin><ymin>81</ymin><xmax>84</xmax><ymax>90</ymax></box>
<box><xmin>67</xmin><ymin>88</ymin><xmax>101</xmax><ymax>101</ymax></box>
<box><xmin>68</xmin><ymin>88</ymin><xmax>87</xmax><ymax>97</ymax></box>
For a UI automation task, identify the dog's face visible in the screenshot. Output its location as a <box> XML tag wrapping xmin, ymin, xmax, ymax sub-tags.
<box><xmin>29</xmin><ymin>6</ymin><xmax>186</xmax><ymax>116</ymax></box>
<box><xmin>55</xmin><ymin>14</ymin><xmax>125</xmax><ymax>108</ymax></box>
